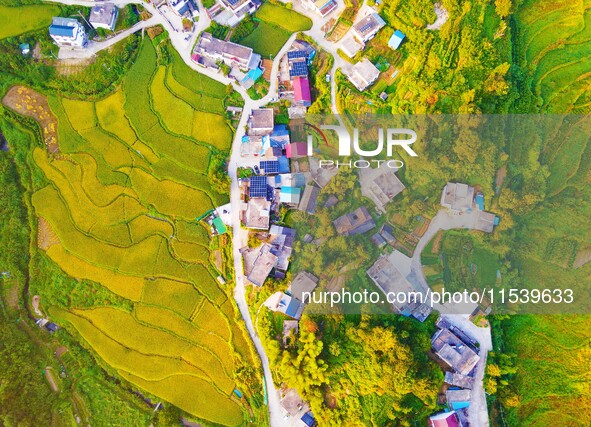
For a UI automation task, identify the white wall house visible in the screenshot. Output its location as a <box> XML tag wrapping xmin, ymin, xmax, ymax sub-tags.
<box><xmin>49</xmin><ymin>17</ymin><xmax>87</xmax><ymax>47</ymax></box>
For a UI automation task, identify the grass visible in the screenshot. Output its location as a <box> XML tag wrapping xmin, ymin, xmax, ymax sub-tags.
<box><xmin>255</xmin><ymin>2</ymin><xmax>312</xmax><ymax>32</ymax></box>
<box><xmin>496</xmin><ymin>315</ymin><xmax>591</xmax><ymax>426</ymax></box>
<box><xmin>0</xmin><ymin>4</ymin><xmax>59</xmax><ymax>39</ymax></box>
<box><xmin>239</xmin><ymin>21</ymin><xmax>291</xmax><ymax>57</ymax></box>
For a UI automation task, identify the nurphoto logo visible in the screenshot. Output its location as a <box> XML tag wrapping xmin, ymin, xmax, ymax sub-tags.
<box><xmin>306</xmin><ymin>123</ymin><xmax>418</xmax><ymax>169</ymax></box>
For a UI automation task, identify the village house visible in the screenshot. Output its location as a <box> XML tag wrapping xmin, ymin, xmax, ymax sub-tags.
<box><xmin>351</xmin><ymin>12</ymin><xmax>386</xmax><ymax>43</ymax></box>
<box><xmin>303</xmin><ymin>0</ymin><xmax>338</xmax><ymax>17</ymax></box>
<box><xmin>248</xmin><ymin>108</ymin><xmax>275</xmax><ymax>136</ymax></box>
<box><xmin>444</xmin><ymin>372</ymin><xmax>475</xmax><ymax>390</ymax></box>
<box><xmin>333</xmin><ymin>206</ymin><xmax>376</xmax><ymax>235</ymax></box>
<box><xmin>440</xmin><ymin>182</ymin><xmax>475</xmax><ymax>213</ymax></box>
<box><xmin>388</xmin><ymin>29</ymin><xmax>406</xmax><ymax>50</ymax></box>
<box><xmin>49</xmin><ymin>17</ymin><xmax>88</xmax><ymax>48</ymax></box>
<box><xmin>359</xmin><ymin>167</ymin><xmax>405</xmax><ymax>211</ymax></box>
<box><xmin>269</xmin><ymin>225</ymin><xmax>296</xmax><ymax>274</ymax></box>
<box><xmin>428</xmin><ymin>411</ymin><xmax>462</xmax><ymax>427</ymax></box>
<box><xmin>293</xmin><ymin>77</ymin><xmax>312</xmax><ymax>107</ymax></box>
<box><xmin>265</xmin><ymin>292</ymin><xmax>305</xmax><ymax>319</ymax></box>
<box><xmin>367</xmin><ymin>254</ymin><xmax>431</xmax><ymax>321</ymax></box>
<box><xmin>431</xmin><ymin>327</ymin><xmax>480</xmax><ymax>376</ymax></box>
<box><xmin>440</xmin><ymin>182</ymin><xmax>499</xmax><ymax>232</ymax></box>
<box><xmin>192</xmin><ymin>32</ymin><xmax>261</xmax><ymax>72</ymax></box>
<box><xmin>215</xmin><ymin>0</ymin><xmax>260</xmax><ymax>27</ymax></box>
<box><xmin>286</xmin><ymin>142</ymin><xmax>308</xmax><ymax>159</ymax></box>
<box><xmin>244</xmin><ymin>198</ymin><xmax>271</xmax><ymax>229</ymax></box>
<box><xmin>341</xmin><ymin>11</ymin><xmax>385</xmax><ymax>57</ymax></box>
<box><xmin>246</xmin><ymin>243</ymin><xmax>278</xmax><ymax>286</ymax></box>
<box><xmin>348</xmin><ymin>58</ymin><xmax>380</xmax><ymax>91</ymax></box>
<box><xmin>446</xmin><ymin>388</ymin><xmax>472</xmax><ymax>411</ymax></box>
<box><xmin>89</xmin><ymin>3</ymin><xmax>119</xmax><ymax>31</ymax></box>
<box><xmin>287</xmin><ymin>271</ymin><xmax>319</xmax><ymax>303</ymax></box>
<box><xmin>298</xmin><ymin>184</ymin><xmax>320</xmax><ymax>215</ymax></box>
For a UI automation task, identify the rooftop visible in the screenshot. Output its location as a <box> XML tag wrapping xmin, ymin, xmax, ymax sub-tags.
<box><xmin>244</xmin><ymin>197</ymin><xmax>271</xmax><ymax>230</ymax></box>
<box><xmin>333</xmin><ymin>206</ymin><xmax>375</xmax><ymax>236</ymax></box>
<box><xmin>388</xmin><ymin>29</ymin><xmax>406</xmax><ymax>50</ymax></box>
<box><xmin>352</xmin><ymin>12</ymin><xmax>386</xmax><ymax>41</ymax></box>
<box><xmin>446</xmin><ymin>388</ymin><xmax>472</xmax><ymax>411</ymax></box>
<box><xmin>293</xmin><ymin>76</ymin><xmax>312</xmax><ymax>106</ymax></box>
<box><xmin>286</xmin><ymin>142</ymin><xmax>308</xmax><ymax>159</ymax></box>
<box><xmin>49</xmin><ymin>17</ymin><xmax>81</xmax><ymax>37</ymax></box>
<box><xmin>348</xmin><ymin>58</ymin><xmax>380</xmax><ymax>91</ymax></box>
<box><xmin>298</xmin><ymin>184</ymin><xmax>320</xmax><ymax>215</ymax></box>
<box><xmin>247</xmin><ymin>243</ymin><xmax>277</xmax><ymax>286</ymax></box>
<box><xmin>288</xmin><ymin>271</ymin><xmax>319</xmax><ymax>303</ymax></box>
<box><xmin>440</xmin><ymin>182</ymin><xmax>475</xmax><ymax>212</ymax></box>
<box><xmin>428</xmin><ymin>411</ymin><xmax>460</xmax><ymax>427</ymax></box>
<box><xmin>249</xmin><ymin>108</ymin><xmax>275</xmax><ymax>133</ymax></box>
<box><xmin>89</xmin><ymin>3</ymin><xmax>118</xmax><ymax>27</ymax></box>
<box><xmin>280</xmin><ymin>388</ymin><xmax>305</xmax><ymax>417</ymax></box>
<box><xmin>359</xmin><ymin>167</ymin><xmax>405</xmax><ymax>210</ymax></box>
<box><xmin>195</xmin><ymin>32</ymin><xmax>253</xmax><ymax>62</ymax></box>
<box><xmin>444</xmin><ymin>371</ymin><xmax>475</xmax><ymax>390</ymax></box>
<box><xmin>432</xmin><ymin>328</ymin><xmax>480</xmax><ymax>376</ymax></box>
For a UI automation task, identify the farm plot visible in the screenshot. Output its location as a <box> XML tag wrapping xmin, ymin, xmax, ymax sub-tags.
<box><xmin>0</xmin><ymin>4</ymin><xmax>59</xmax><ymax>39</ymax></box>
<box><xmin>239</xmin><ymin>21</ymin><xmax>292</xmax><ymax>57</ymax></box>
<box><xmin>2</xmin><ymin>36</ymin><xmax>261</xmax><ymax>424</ymax></box>
<box><xmin>516</xmin><ymin>0</ymin><xmax>591</xmax><ymax>112</ymax></box>
<box><xmin>255</xmin><ymin>2</ymin><xmax>312</xmax><ymax>32</ymax></box>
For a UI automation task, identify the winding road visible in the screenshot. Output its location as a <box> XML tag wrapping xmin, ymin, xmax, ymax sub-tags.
<box><xmin>42</xmin><ymin>1</ymin><xmax>492</xmax><ymax>425</ymax></box>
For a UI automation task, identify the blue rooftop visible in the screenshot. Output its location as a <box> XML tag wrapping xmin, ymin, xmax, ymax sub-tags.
<box><xmin>301</xmin><ymin>412</ymin><xmax>315</xmax><ymax>427</ymax></box>
<box><xmin>278</xmin><ymin>156</ymin><xmax>290</xmax><ymax>173</ymax></box>
<box><xmin>49</xmin><ymin>25</ymin><xmax>75</xmax><ymax>37</ymax></box>
<box><xmin>388</xmin><ymin>30</ymin><xmax>406</xmax><ymax>49</ymax></box>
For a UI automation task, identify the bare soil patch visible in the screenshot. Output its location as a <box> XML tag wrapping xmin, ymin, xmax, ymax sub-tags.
<box><xmin>38</xmin><ymin>216</ymin><xmax>60</xmax><ymax>250</ymax></box>
<box><xmin>2</xmin><ymin>85</ymin><xmax>59</xmax><ymax>153</ymax></box>
<box><xmin>32</xmin><ymin>295</ymin><xmax>43</xmax><ymax>316</ymax></box>
<box><xmin>55</xmin><ymin>57</ymin><xmax>94</xmax><ymax>76</ymax></box>
<box><xmin>573</xmin><ymin>248</ymin><xmax>591</xmax><ymax>269</ymax></box>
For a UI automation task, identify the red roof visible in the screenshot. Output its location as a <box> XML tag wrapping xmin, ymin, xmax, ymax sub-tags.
<box><xmin>286</xmin><ymin>142</ymin><xmax>308</xmax><ymax>158</ymax></box>
<box><xmin>429</xmin><ymin>412</ymin><xmax>460</xmax><ymax>427</ymax></box>
<box><xmin>292</xmin><ymin>76</ymin><xmax>311</xmax><ymax>105</ymax></box>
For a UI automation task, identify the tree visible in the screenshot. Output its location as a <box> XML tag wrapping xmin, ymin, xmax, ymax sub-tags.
<box><xmin>495</xmin><ymin>0</ymin><xmax>512</xmax><ymax>18</ymax></box>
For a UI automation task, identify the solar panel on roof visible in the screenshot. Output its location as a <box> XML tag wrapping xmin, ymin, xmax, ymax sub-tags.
<box><xmin>359</xmin><ymin>22</ymin><xmax>373</xmax><ymax>33</ymax></box>
<box><xmin>260</xmin><ymin>160</ymin><xmax>279</xmax><ymax>175</ymax></box>
<box><xmin>249</xmin><ymin>176</ymin><xmax>268</xmax><ymax>198</ymax></box>
<box><xmin>289</xmin><ymin>61</ymin><xmax>308</xmax><ymax>77</ymax></box>
<box><xmin>288</xmin><ymin>50</ymin><xmax>307</xmax><ymax>60</ymax></box>
<box><xmin>226</xmin><ymin>0</ymin><xmax>241</xmax><ymax>5</ymax></box>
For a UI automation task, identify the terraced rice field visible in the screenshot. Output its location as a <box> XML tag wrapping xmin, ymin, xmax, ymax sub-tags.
<box><xmin>516</xmin><ymin>0</ymin><xmax>591</xmax><ymax>112</ymax></box>
<box><xmin>5</xmin><ymin>39</ymin><xmax>259</xmax><ymax>426</ymax></box>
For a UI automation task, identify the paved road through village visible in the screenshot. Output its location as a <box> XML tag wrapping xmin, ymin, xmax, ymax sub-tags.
<box><xmin>43</xmin><ymin>1</ymin><xmax>492</xmax><ymax>425</ymax></box>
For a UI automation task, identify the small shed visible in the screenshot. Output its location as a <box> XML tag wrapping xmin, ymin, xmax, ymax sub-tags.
<box><xmin>19</xmin><ymin>43</ymin><xmax>30</xmax><ymax>55</ymax></box>
<box><xmin>388</xmin><ymin>30</ymin><xmax>406</xmax><ymax>50</ymax></box>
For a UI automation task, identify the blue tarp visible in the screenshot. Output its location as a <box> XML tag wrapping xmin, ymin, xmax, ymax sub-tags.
<box><xmin>233</xmin><ymin>389</ymin><xmax>243</xmax><ymax>398</ymax></box>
